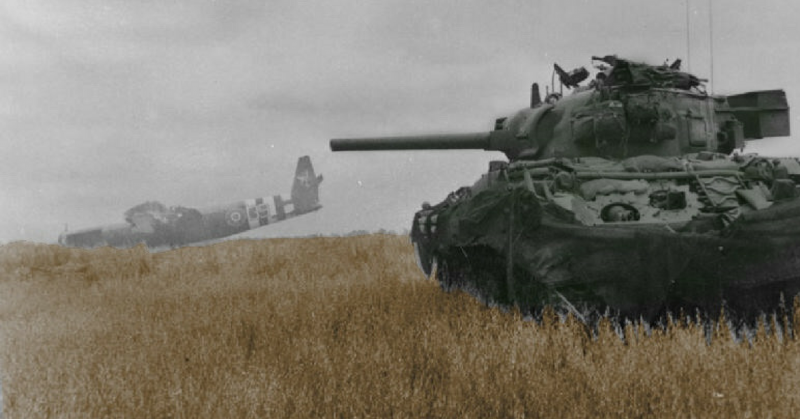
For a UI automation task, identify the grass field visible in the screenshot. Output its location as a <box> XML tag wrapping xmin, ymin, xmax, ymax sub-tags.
<box><xmin>1</xmin><ymin>234</ymin><xmax>799</xmax><ymax>418</ymax></box>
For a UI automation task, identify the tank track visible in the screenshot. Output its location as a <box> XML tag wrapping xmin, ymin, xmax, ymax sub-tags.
<box><xmin>432</xmin><ymin>244</ymin><xmax>799</xmax><ymax>328</ymax></box>
<box><xmin>435</xmin><ymin>245</ymin><xmax>603</xmax><ymax>321</ymax></box>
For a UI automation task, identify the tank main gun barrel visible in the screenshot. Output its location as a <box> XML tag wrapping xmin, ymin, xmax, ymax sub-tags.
<box><xmin>330</xmin><ymin>132</ymin><xmax>491</xmax><ymax>152</ymax></box>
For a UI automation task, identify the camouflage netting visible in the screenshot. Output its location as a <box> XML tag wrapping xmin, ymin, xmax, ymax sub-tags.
<box><xmin>602</xmin><ymin>56</ymin><xmax>702</xmax><ymax>90</ymax></box>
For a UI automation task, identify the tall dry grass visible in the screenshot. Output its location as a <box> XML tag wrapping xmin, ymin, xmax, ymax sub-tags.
<box><xmin>1</xmin><ymin>235</ymin><xmax>799</xmax><ymax>418</ymax></box>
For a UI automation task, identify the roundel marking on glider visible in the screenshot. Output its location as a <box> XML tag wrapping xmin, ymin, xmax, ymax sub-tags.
<box><xmin>226</xmin><ymin>209</ymin><xmax>245</xmax><ymax>227</ymax></box>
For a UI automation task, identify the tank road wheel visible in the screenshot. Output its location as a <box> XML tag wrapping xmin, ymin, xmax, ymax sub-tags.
<box><xmin>506</xmin><ymin>265</ymin><xmax>550</xmax><ymax>317</ymax></box>
<box><xmin>436</xmin><ymin>259</ymin><xmax>458</xmax><ymax>292</ymax></box>
<box><xmin>722</xmin><ymin>280</ymin><xmax>800</xmax><ymax>329</ymax></box>
<box><xmin>458</xmin><ymin>246</ymin><xmax>510</xmax><ymax>307</ymax></box>
<box><xmin>439</xmin><ymin>246</ymin><xmax>542</xmax><ymax>309</ymax></box>
<box><xmin>435</xmin><ymin>248</ymin><xmax>469</xmax><ymax>292</ymax></box>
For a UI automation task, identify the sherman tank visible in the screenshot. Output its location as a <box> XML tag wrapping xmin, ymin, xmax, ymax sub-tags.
<box><xmin>330</xmin><ymin>55</ymin><xmax>797</xmax><ymax>321</ymax></box>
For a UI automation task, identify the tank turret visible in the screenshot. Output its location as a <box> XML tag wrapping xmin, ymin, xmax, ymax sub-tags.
<box><xmin>329</xmin><ymin>55</ymin><xmax>800</xmax><ymax>323</ymax></box>
<box><xmin>333</xmin><ymin>56</ymin><xmax>788</xmax><ymax>161</ymax></box>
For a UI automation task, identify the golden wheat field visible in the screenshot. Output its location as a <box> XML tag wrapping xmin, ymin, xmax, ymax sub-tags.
<box><xmin>0</xmin><ymin>234</ymin><xmax>799</xmax><ymax>418</ymax></box>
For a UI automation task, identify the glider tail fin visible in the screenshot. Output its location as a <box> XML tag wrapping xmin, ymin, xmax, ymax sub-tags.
<box><xmin>290</xmin><ymin>155</ymin><xmax>323</xmax><ymax>214</ymax></box>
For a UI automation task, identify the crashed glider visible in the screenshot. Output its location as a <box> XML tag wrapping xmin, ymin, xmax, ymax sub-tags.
<box><xmin>58</xmin><ymin>156</ymin><xmax>322</xmax><ymax>249</ymax></box>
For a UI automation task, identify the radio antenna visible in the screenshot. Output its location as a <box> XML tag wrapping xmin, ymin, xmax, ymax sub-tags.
<box><xmin>708</xmin><ymin>0</ymin><xmax>715</xmax><ymax>94</ymax></box>
<box><xmin>685</xmin><ymin>0</ymin><xmax>691</xmax><ymax>73</ymax></box>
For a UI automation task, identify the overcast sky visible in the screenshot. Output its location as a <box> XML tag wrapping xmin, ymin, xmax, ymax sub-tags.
<box><xmin>2</xmin><ymin>0</ymin><xmax>799</xmax><ymax>243</ymax></box>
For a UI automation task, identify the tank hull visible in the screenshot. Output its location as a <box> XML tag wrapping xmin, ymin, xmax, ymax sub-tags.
<box><xmin>412</xmin><ymin>156</ymin><xmax>800</xmax><ymax>320</ymax></box>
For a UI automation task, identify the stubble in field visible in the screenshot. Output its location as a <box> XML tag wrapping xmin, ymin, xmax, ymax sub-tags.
<box><xmin>1</xmin><ymin>234</ymin><xmax>798</xmax><ymax>418</ymax></box>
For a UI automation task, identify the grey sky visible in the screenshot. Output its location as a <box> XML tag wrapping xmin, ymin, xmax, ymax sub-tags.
<box><xmin>2</xmin><ymin>0</ymin><xmax>799</xmax><ymax>243</ymax></box>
